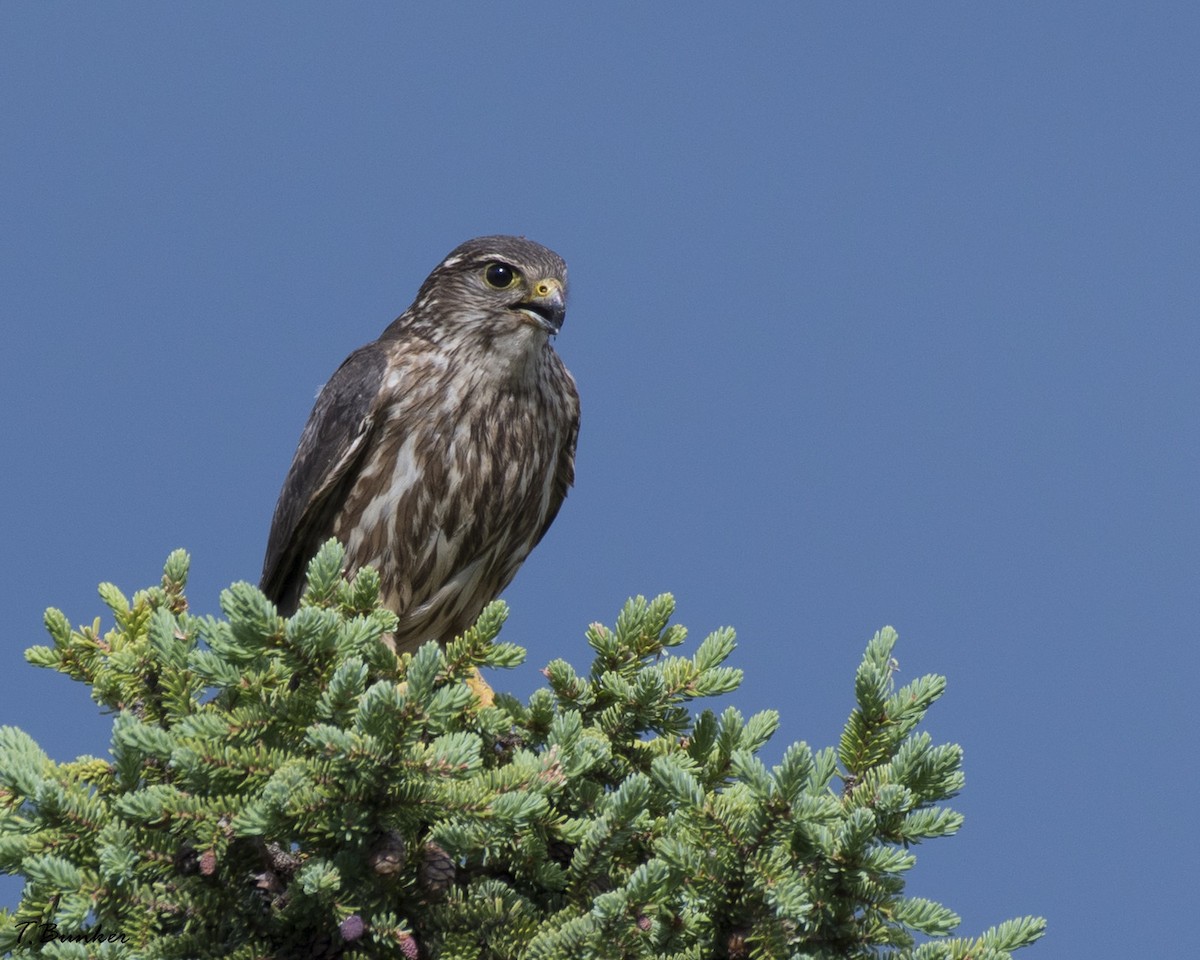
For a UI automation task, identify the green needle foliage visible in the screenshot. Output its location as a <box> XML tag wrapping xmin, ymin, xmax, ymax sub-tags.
<box><xmin>0</xmin><ymin>544</ymin><xmax>1044</xmax><ymax>959</ymax></box>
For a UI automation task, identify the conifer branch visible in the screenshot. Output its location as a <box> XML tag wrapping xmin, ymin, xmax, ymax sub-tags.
<box><xmin>0</xmin><ymin>546</ymin><xmax>1045</xmax><ymax>958</ymax></box>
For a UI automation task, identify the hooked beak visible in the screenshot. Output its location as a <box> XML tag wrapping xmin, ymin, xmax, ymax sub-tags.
<box><xmin>517</xmin><ymin>278</ymin><xmax>566</xmax><ymax>334</ymax></box>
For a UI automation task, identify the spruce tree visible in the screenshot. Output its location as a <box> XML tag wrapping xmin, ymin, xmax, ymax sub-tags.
<box><xmin>0</xmin><ymin>544</ymin><xmax>1044</xmax><ymax>959</ymax></box>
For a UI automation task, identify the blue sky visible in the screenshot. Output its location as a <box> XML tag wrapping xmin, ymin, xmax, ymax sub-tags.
<box><xmin>2</xmin><ymin>3</ymin><xmax>1196</xmax><ymax>954</ymax></box>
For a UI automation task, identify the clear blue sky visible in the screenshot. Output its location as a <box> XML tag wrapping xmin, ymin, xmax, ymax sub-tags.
<box><xmin>2</xmin><ymin>4</ymin><xmax>1196</xmax><ymax>954</ymax></box>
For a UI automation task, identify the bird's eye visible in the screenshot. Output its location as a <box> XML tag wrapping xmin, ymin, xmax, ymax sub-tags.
<box><xmin>484</xmin><ymin>262</ymin><xmax>520</xmax><ymax>289</ymax></box>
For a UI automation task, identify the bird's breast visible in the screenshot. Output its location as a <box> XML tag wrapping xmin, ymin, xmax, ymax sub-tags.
<box><xmin>334</xmin><ymin>352</ymin><xmax>571</xmax><ymax>616</ymax></box>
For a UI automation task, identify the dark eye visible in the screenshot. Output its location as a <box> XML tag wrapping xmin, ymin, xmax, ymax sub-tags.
<box><xmin>484</xmin><ymin>262</ymin><xmax>520</xmax><ymax>289</ymax></box>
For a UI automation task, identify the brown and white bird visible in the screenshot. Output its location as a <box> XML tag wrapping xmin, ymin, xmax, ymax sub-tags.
<box><xmin>260</xmin><ymin>236</ymin><xmax>579</xmax><ymax>653</ymax></box>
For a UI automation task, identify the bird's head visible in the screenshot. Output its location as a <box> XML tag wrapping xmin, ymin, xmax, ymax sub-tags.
<box><xmin>409</xmin><ymin>235</ymin><xmax>569</xmax><ymax>338</ymax></box>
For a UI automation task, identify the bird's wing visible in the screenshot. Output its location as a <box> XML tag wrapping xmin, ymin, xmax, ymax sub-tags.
<box><xmin>260</xmin><ymin>341</ymin><xmax>390</xmax><ymax>613</ymax></box>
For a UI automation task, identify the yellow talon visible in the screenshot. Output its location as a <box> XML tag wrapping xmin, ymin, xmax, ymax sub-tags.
<box><xmin>466</xmin><ymin>668</ymin><xmax>495</xmax><ymax>708</ymax></box>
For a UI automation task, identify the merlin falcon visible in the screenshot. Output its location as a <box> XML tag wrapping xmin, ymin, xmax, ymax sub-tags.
<box><xmin>260</xmin><ymin>236</ymin><xmax>580</xmax><ymax>653</ymax></box>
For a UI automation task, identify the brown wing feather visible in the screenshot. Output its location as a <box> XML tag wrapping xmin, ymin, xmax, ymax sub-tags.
<box><xmin>260</xmin><ymin>341</ymin><xmax>390</xmax><ymax>613</ymax></box>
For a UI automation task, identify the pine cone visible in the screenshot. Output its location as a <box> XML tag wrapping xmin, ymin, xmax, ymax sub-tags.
<box><xmin>265</xmin><ymin>841</ymin><xmax>302</xmax><ymax>877</ymax></box>
<box><xmin>418</xmin><ymin>841</ymin><xmax>455</xmax><ymax>896</ymax></box>
<box><xmin>368</xmin><ymin>831</ymin><xmax>407</xmax><ymax>876</ymax></box>
<box><xmin>339</xmin><ymin>914</ymin><xmax>365</xmax><ymax>943</ymax></box>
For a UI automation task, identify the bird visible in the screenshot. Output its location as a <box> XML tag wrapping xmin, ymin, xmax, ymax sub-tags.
<box><xmin>260</xmin><ymin>235</ymin><xmax>580</xmax><ymax>654</ymax></box>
